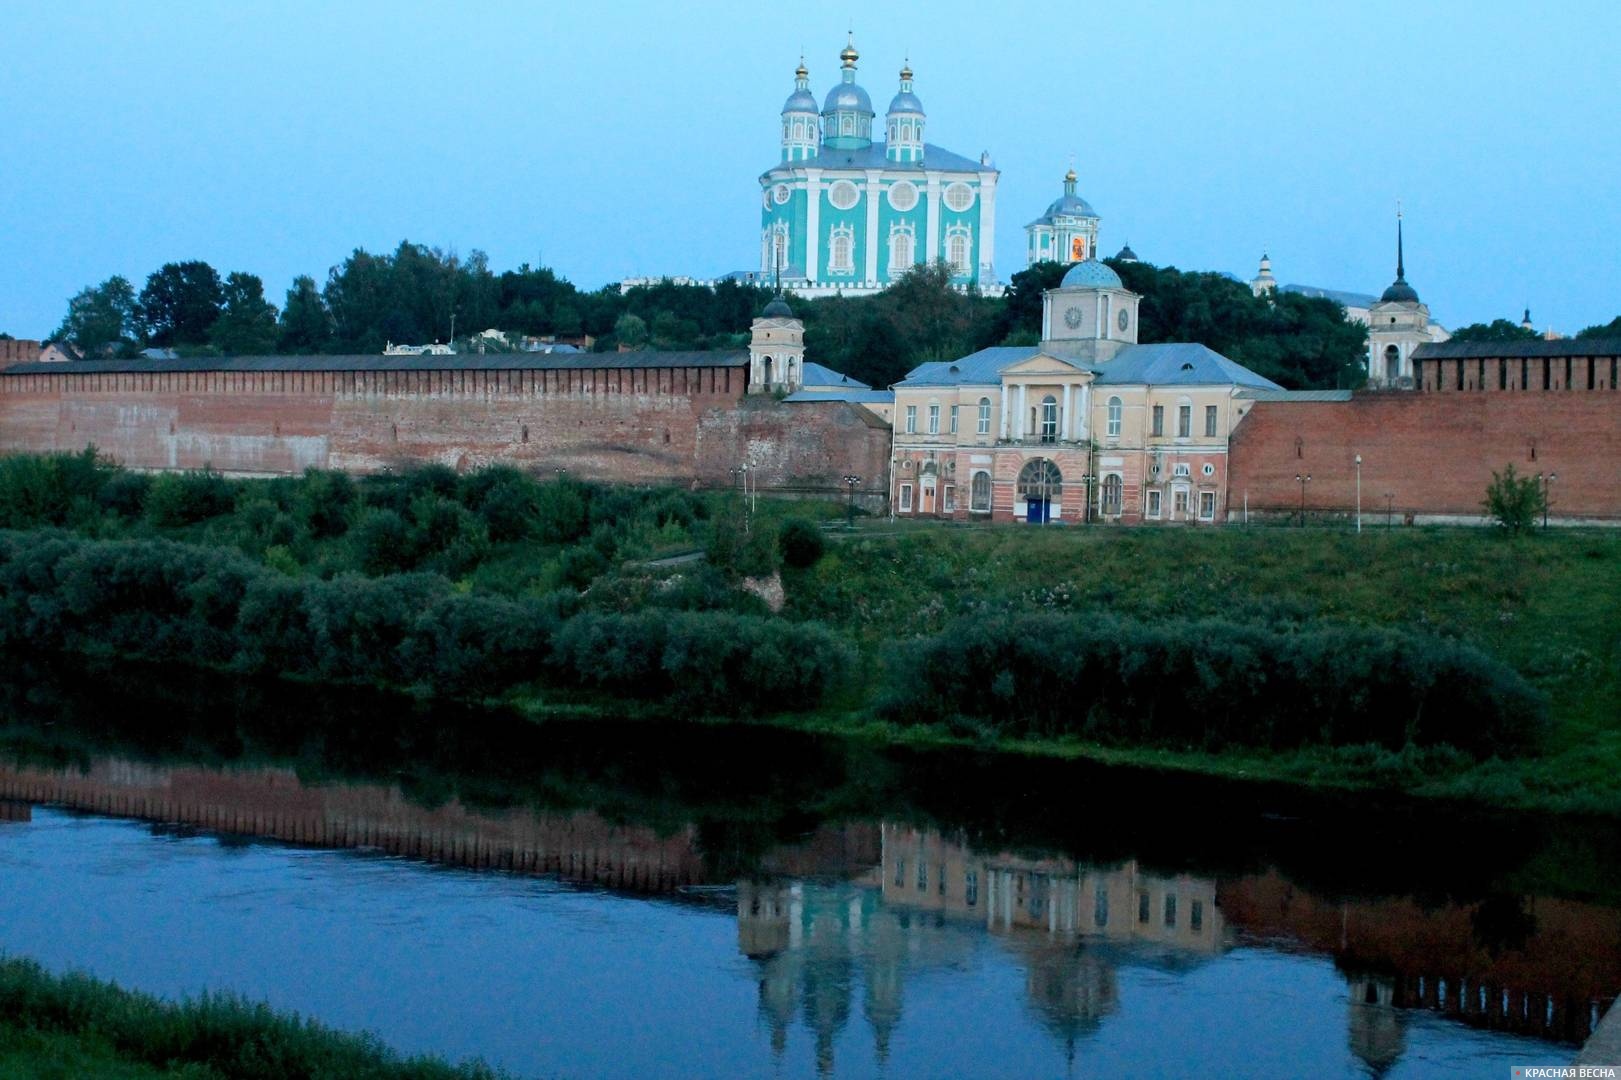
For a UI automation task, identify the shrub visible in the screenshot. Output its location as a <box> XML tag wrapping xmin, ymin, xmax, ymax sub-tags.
<box><xmin>145</xmin><ymin>469</ymin><xmax>235</xmax><ymax>526</ymax></box>
<box><xmin>779</xmin><ymin>518</ymin><xmax>826</xmax><ymax>569</ymax></box>
<box><xmin>296</xmin><ymin>468</ymin><xmax>357</xmax><ymax>539</ymax></box>
<box><xmin>96</xmin><ymin>468</ymin><xmax>152</xmax><ymax>519</ymax></box>
<box><xmin>350</xmin><ymin>507</ymin><xmax>414</xmax><ymax>575</ymax></box>
<box><xmin>1483</xmin><ymin>462</ymin><xmax>1545</xmax><ymax>533</ymax></box>
<box><xmin>0</xmin><ymin>449</ymin><xmax>109</xmax><ymax>528</ymax></box>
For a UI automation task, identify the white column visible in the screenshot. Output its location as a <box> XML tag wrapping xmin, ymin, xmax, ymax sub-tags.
<box><xmin>1077</xmin><ymin>383</ymin><xmax>1091</xmax><ymax>441</ymax></box>
<box><xmin>1016</xmin><ymin>384</ymin><xmax>1027</xmax><ymax>440</ymax></box>
<box><xmin>1062</xmin><ymin>384</ymin><xmax>1073</xmax><ymax>441</ymax></box>
<box><xmin>999</xmin><ymin>387</ymin><xmax>1010</xmax><ymax>441</ymax></box>
<box><xmin>925</xmin><ymin>172</ymin><xmax>942</xmax><ymax>263</ymax></box>
<box><xmin>805</xmin><ymin>169</ymin><xmax>822</xmax><ymax>283</ymax></box>
<box><xmin>864</xmin><ymin>169</ymin><xmax>881</xmax><ymax>286</ymax></box>
<box><xmin>978</xmin><ymin>171</ymin><xmax>997</xmax><ymax>284</ymax></box>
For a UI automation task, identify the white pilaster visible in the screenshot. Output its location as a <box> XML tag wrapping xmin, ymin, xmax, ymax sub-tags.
<box><xmin>864</xmin><ymin>169</ymin><xmax>881</xmax><ymax>286</ymax></box>
<box><xmin>1078</xmin><ymin>383</ymin><xmax>1091</xmax><ymax>441</ymax></box>
<box><xmin>1062</xmin><ymin>384</ymin><xmax>1073</xmax><ymax>441</ymax></box>
<box><xmin>978</xmin><ymin>171</ymin><xmax>997</xmax><ymax>284</ymax></box>
<box><xmin>1016</xmin><ymin>383</ymin><xmax>1027</xmax><ymax>440</ymax></box>
<box><xmin>925</xmin><ymin>172</ymin><xmax>942</xmax><ymax>263</ymax></box>
<box><xmin>999</xmin><ymin>388</ymin><xmax>1010</xmax><ymax>441</ymax></box>
<box><xmin>805</xmin><ymin>169</ymin><xmax>822</xmax><ymax>283</ymax></box>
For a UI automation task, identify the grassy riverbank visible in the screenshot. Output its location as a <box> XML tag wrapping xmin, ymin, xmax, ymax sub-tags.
<box><xmin>0</xmin><ymin>452</ymin><xmax>1616</xmax><ymax>816</ymax></box>
<box><xmin>0</xmin><ymin>957</ymin><xmax>504</xmax><ymax>1079</ymax></box>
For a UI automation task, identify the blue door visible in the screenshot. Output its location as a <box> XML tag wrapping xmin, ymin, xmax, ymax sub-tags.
<box><xmin>1026</xmin><ymin>499</ymin><xmax>1049</xmax><ymax>524</ymax></box>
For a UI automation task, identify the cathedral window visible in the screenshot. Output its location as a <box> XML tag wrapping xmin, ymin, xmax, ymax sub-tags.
<box><xmin>828</xmin><ymin>225</ymin><xmax>855</xmax><ymax>274</ymax></box>
<box><xmin>977</xmin><ymin>397</ymin><xmax>991</xmax><ymax>435</ymax></box>
<box><xmin>888</xmin><ymin>223</ymin><xmax>915</xmax><ymax>275</ymax></box>
<box><xmin>970</xmin><ymin>470</ymin><xmax>991</xmax><ymax>512</ymax></box>
<box><xmin>1106</xmin><ymin>396</ymin><xmax>1122</xmax><ymax>438</ymax></box>
<box><xmin>945</xmin><ymin>226</ymin><xmax>971</xmax><ymax>275</ymax></box>
<box><xmin>829</xmin><ymin>180</ymin><xmax>859</xmax><ymax>211</ymax></box>
<box><xmin>944</xmin><ymin>182</ymin><xmax>975</xmax><ymax>212</ymax></box>
<box><xmin>887</xmin><ymin>181</ymin><xmax>918</xmax><ymax>212</ymax></box>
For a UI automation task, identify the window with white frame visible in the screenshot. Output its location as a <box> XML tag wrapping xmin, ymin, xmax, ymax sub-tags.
<box><xmin>828</xmin><ymin>225</ymin><xmax>855</xmax><ymax>274</ymax></box>
<box><xmin>1205</xmin><ymin>405</ymin><xmax>1219</xmax><ymax>437</ymax></box>
<box><xmin>943</xmin><ymin>484</ymin><xmax>956</xmax><ymax>512</ymax></box>
<box><xmin>1146</xmin><ymin>488</ymin><xmax>1163</xmax><ymax>518</ymax></box>
<box><xmin>949</xmin><ymin>405</ymin><xmax>958</xmax><ymax>434</ymax></box>
<box><xmin>1177</xmin><ymin>403</ymin><xmax>1192</xmax><ymax>438</ymax></box>
<box><xmin>1200</xmin><ymin>491</ymin><xmax>1216</xmax><ymax>519</ymax></box>
<box><xmin>905</xmin><ymin>404</ymin><xmax>917</xmax><ymax>433</ymax></box>
<box><xmin>1101</xmin><ymin>474</ymin><xmax>1123</xmax><ymax>515</ymax></box>
<box><xmin>977</xmin><ymin>397</ymin><xmax>991</xmax><ymax>435</ymax></box>
<box><xmin>970</xmin><ymin>470</ymin><xmax>991</xmax><ymax>512</ymax></box>
<box><xmin>927</xmin><ymin>403</ymin><xmax>940</xmax><ymax>434</ymax></box>
<box><xmin>1173</xmin><ymin>489</ymin><xmax>1189</xmax><ymax>516</ymax></box>
<box><xmin>1107</xmin><ymin>396</ymin><xmax>1122</xmax><ymax>438</ymax></box>
<box><xmin>888</xmin><ymin>222</ymin><xmax>915</xmax><ymax>275</ymax></box>
<box><xmin>945</xmin><ymin>226</ymin><xmax>971</xmax><ymax>274</ymax></box>
<box><xmin>1040</xmin><ymin>395</ymin><xmax>1058</xmax><ymax>442</ymax></box>
<box><xmin>899</xmin><ymin>483</ymin><xmax>913</xmax><ymax>512</ymax></box>
<box><xmin>1152</xmin><ymin>404</ymin><xmax>1164</xmax><ymax>437</ymax></box>
<box><xmin>943</xmin><ymin>182</ymin><xmax>975</xmax><ymax>211</ymax></box>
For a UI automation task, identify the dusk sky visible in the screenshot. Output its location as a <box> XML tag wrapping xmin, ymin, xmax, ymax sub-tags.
<box><xmin>3</xmin><ymin>0</ymin><xmax>1617</xmax><ymax>340</ymax></box>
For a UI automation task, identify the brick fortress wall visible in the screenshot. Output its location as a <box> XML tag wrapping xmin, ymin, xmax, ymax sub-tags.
<box><xmin>0</xmin><ymin>360</ymin><xmax>893</xmax><ymax>499</ymax></box>
<box><xmin>1228</xmin><ymin>392</ymin><xmax>1621</xmax><ymax>522</ymax></box>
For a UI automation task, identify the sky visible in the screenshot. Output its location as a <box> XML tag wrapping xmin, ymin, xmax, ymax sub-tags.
<box><xmin>2</xmin><ymin>0</ymin><xmax>1617</xmax><ymax>340</ymax></box>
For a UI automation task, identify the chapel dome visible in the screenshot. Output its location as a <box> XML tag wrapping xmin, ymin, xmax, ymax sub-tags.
<box><xmin>887</xmin><ymin>89</ymin><xmax>924</xmax><ymax>114</ymax></box>
<box><xmin>823</xmin><ymin>81</ymin><xmax>873</xmax><ymax>116</ymax></box>
<box><xmin>783</xmin><ymin>88</ymin><xmax>818</xmax><ymax>114</ymax></box>
<box><xmin>761</xmin><ymin>296</ymin><xmax>794</xmax><ymax>318</ymax></box>
<box><xmin>1380</xmin><ymin>279</ymin><xmax>1420</xmax><ymax>304</ymax></box>
<box><xmin>1044</xmin><ymin>192</ymin><xmax>1098</xmax><ymax>218</ymax></box>
<box><xmin>1060</xmin><ymin>259</ymin><xmax>1123</xmax><ymax>289</ymax></box>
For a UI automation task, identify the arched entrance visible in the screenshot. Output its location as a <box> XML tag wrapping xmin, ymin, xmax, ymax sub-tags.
<box><xmin>1383</xmin><ymin>344</ymin><xmax>1399</xmax><ymax>383</ymax></box>
<box><xmin>1017</xmin><ymin>458</ymin><xmax>1063</xmax><ymax>524</ymax></box>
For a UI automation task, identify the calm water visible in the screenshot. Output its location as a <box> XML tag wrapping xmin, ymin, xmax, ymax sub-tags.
<box><xmin>0</xmin><ymin>657</ymin><xmax>1615</xmax><ymax>1078</ymax></box>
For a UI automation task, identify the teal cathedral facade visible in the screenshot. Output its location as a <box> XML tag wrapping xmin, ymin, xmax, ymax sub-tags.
<box><xmin>759</xmin><ymin>38</ymin><xmax>1001</xmax><ymax>297</ymax></box>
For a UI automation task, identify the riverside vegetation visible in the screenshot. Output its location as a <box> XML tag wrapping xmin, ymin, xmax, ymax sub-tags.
<box><xmin>0</xmin><ymin>451</ymin><xmax>1616</xmax><ymax>813</ymax></box>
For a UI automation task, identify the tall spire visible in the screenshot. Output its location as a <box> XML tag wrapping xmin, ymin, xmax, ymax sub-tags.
<box><xmin>1395</xmin><ymin>205</ymin><xmax>1406</xmax><ymax>284</ymax></box>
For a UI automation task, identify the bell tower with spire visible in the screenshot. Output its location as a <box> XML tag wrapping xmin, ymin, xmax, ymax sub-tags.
<box><xmin>780</xmin><ymin>57</ymin><xmax>818</xmax><ymax>162</ymax></box>
<box><xmin>885</xmin><ymin>60</ymin><xmax>924</xmax><ymax>163</ymax></box>
<box><xmin>1366</xmin><ymin>208</ymin><xmax>1435</xmax><ymax>389</ymax></box>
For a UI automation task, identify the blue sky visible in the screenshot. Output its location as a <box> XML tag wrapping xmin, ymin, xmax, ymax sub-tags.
<box><xmin>2</xmin><ymin>0</ymin><xmax>1617</xmax><ymax>339</ymax></box>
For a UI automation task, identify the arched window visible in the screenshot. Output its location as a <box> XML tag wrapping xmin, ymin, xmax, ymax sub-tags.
<box><xmin>889</xmin><ymin>224</ymin><xmax>915</xmax><ymax>277</ymax></box>
<box><xmin>1017</xmin><ymin>458</ymin><xmax>1063</xmax><ymax>498</ymax></box>
<box><xmin>945</xmin><ymin>227</ymin><xmax>971</xmax><ymax>274</ymax></box>
<box><xmin>760</xmin><ymin>356</ymin><xmax>773</xmax><ymax>385</ymax></box>
<box><xmin>1040</xmin><ymin>395</ymin><xmax>1058</xmax><ymax>442</ymax></box>
<box><xmin>977</xmin><ymin>396</ymin><xmax>991</xmax><ymax>435</ymax></box>
<box><xmin>828</xmin><ymin>225</ymin><xmax>855</xmax><ymax>274</ymax></box>
<box><xmin>970</xmin><ymin>470</ymin><xmax>992</xmax><ymax>512</ymax></box>
<box><xmin>773</xmin><ymin>229</ymin><xmax>788</xmax><ymax>275</ymax></box>
<box><xmin>1107</xmin><ymin>396</ymin><xmax>1122</xmax><ymax>438</ymax></box>
<box><xmin>1102</xmin><ymin>474</ymin><xmax>1123</xmax><ymax>515</ymax></box>
<box><xmin>1383</xmin><ymin>344</ymin><xmax>1400</xmax><ymax>381</ymax></box>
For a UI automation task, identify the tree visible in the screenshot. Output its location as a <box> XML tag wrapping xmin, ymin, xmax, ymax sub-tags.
<box><xmin>138</xmin><ymin>261</ymin><xmax>225</xmax><ymax>346</ymax></box>
<box><xmin>277</xmin><ymin>275</ymin><xmax>333</xmax><ymax>353</ymax></box>
<box><xmin>209</xmin><ymin>272</ymin><xmax>278</xmax><ymax>355</ymax></box>
<box><xmin>1450</xmin><ymin>319</ymin><xmax>1538</xmax><ymax>343</ymax></box>
<box><xmin>54</xmin><ymin>276</ymin><xmax>138</xmax><ymax>357</ymax></box>
<box><xmin>613</xmin><ymin>312</ymin><xmax>648</xmax><ymax>348</ymax></box>
<box><xmin>1000</xmin><ymin>261</ymin><xmax>1068</xmax><ymax>341</ymax></box>
<box><xmin>1482</xmin><ymin>463</ymin><xmax>1545</xmax><ymax>533</ymax></box>
<box><xmin>1576</xmin><ymin>316</ymin><xmax>1621</xmax><ymax>340</ymax></box>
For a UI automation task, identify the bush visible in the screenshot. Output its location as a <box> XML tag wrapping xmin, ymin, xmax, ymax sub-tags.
<box><xmin>96</xmin><ymin>468</ymin><xmax>152</xmax><ymax>518</ymax></box>
<box><xmin>779</xmin><ymin>518</ymin><xmax>826</xmax><ymax>569</ymax></box>
<box><xmin>1483</xmin><ymin>462</ymin><xmax>1545</xmax><ymax>533</ymax></box>
<box><xmin>883</xmin><ymin>613</ymin><xmax>1547</xmax><ymax>759</ymax></box>
<box><xmin>0</xmin><ymin>449</ymin><xmax>109</xmax><ymax>528</ymax></box>
<box><xmin>146</xmin><ymin>469</ymin><xmax>235</xmax><ymax>526</ymax></box>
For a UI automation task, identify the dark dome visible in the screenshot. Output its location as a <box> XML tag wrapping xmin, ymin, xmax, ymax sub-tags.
<box><xmin>1380</xmin><ymin>279</ymin><xmax>1420</xmax><ymax>304</ymax></box>
<box><xmin>762</xmin><ymin>296</ymin><xmax>794</xmax><ymax>318</ymax></box>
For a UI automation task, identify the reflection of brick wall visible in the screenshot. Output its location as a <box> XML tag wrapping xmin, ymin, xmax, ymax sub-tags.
<box><xmin>1229</xmin><ymin>395</ymin><xmax>1621</xmax><ymax>520</ymax></box>
<box><xmin>0</xmin><ymin>366</ymin><xmax>890</xmax><ymax>494</ymax></box>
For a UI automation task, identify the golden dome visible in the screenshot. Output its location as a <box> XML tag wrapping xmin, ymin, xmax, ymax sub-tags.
<box><xmin>1065</xmin><ymin>167</ymin><xmax>1077</xmax><ymax>183</ymax></box>
<box><xmin>795</xmin><ymin>59</ymin><xmax>808</xmax><ymax>78</ymax></box>
<box><xmin>900</xmin><ymin>63</ymin><xmax>912</xmax><ymax>80</ymax></box>
<box><xmin>840</xmin><ymin>33</ymin><xmax>858</xmax><ymax>66</ymax></box>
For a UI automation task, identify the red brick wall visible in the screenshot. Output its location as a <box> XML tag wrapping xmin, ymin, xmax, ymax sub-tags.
<box><xmin>1229</xmin><ymin>393</ymin><xmax>1621</xmax><ymax>521</ymax></box>
<box><xmin>0</xmin><ymin>366</ymin><xmax>892</xmax><ymax>496</ymax></box>
<box><xmin>0</xmin><ymin>340</ymin><xmax>41</xmax><ymax>367</ymax></box>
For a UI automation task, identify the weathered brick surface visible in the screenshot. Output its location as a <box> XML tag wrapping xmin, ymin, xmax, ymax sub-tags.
<box><xmin>1229</xmin><ymin>392</ymin><xmax>1621</xmax><ymax>520</ymax></box>
<box><xmin>0</xmin><ymin>365</ymin><xmax>892</xmax><ymax>496</ymax></box>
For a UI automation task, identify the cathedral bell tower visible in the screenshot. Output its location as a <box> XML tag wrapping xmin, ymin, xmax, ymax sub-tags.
<box><xmin>748</xmin><ymin>293</ymin><xmax>804</xmax><ymax>394</ymax></box>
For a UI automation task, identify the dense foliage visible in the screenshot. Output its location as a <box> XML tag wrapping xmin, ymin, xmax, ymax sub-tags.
<box><xmin>1483</xmin><ymin>463</ymin><xmax>1546</xmax><ymax>533</ymax></box>
<box><xmin>1450</xmin><ymin>318</ymin><xmax>1539</xmax><ymax>343</ymax></box>
<box><xmin>49</xmin><ymin>244</ymin><xmax>1371</xmax><ymax>390</ymax></box>
<box><xmin>0</xmin><ymin>957</ymin><xmax>506</xmax><ymax>1079</ymax></box>
<box><xmin>883</xmin><ymin>613</ymin><xmax>1546</xmax><ymax>759</ymax></box>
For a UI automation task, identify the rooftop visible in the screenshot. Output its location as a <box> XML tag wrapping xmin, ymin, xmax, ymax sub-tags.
<box><xmin>0</xmin><ymin>350</ymin><xmax>749</xmax><ymax>376</ymax></box>
<box><xmin>1281</xmin><ymin>284</ymin><xmax>1378</xmax><ymax>309</ymax></box>
<box><xmin>762</xmin><ymin>141</ymin><xmax>989</xmax><ymax>177</ymax></box>
<box><xmin>1413</xmin><ymin>337</ymin><xmax>1621</xmax><ymax>360</ymax></box>
<box><xmin>895</xmin><ymin>342</ymin><xmax>1281</xmax><ymax>391</ymax></box>
<box><xmin>800</xmin><ymin>361</ymin><xmax>871</xmax><ymax>389</ymax></box>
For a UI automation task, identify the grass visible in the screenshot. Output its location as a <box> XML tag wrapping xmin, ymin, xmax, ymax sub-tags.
<box><xmin>0</xmin><ymin>957</ymin><xmax>506</xmax><ymax>1080</ymax></box>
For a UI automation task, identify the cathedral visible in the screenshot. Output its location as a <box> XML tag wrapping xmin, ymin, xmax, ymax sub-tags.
<box><xmin>758</xmin><ymin>37</ymin><xmax>1000</xmax><ymax>296</ymax></box>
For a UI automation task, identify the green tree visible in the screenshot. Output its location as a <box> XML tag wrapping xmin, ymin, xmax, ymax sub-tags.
<box><xmin>137</xmin><ymin>261</ymin><xmax>225</xmax><ymax>346</ymax></box>
<box><xmin>209</xmin><ymin>272</ymin><xmax>279</xmax><ymax>355</ymax></box>
<box><xmin>613</xmin><ymin>312</ymin><xmax>648</xmax><ymax>348</ymax></box>
<box><xmin>277</xmin><ymin>275</ymin><xmax>333</xmax><ymax>353</ymax></box>
<box><xmin>1450</xmin><ymin>319</ymin><xmax>1538</xmax><ymax>343</ymax></box>
<box><xmin>1576</xmin><ymin>316</ymin><xmax>1621</xmax><ymax>340</ymax></box>
<box><xmin>1482</xmin><ymin>463</ymin><xmax>1545</xmax><ymax>533</ymax></box>
<box><xmin>1000</xmin><ymin>261</ymin><xmax>1069</xmax><ymax>341</ymax></box>
<box><xmin>54</xmin><ymin>276</ymin><xmax>138</xmax><ymax>357</ymax></box>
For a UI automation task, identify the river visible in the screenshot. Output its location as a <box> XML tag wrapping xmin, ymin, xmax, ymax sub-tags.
<box><xmin>0</xmin><ymin>656</ymin><xmax>1615</xmax><ymax>1078</ymax></box>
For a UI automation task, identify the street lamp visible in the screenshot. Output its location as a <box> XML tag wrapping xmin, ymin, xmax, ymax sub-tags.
<box><xmin>1295</xmin><ymin>473</ymin><xmax>1311</xmax><ymax>527</ymax></box>
<box><xmin>1079</xmin><ymin>473</ymin><xmax>1095</xmax><ymax>526</ymax></box>
<box><xmin>842</xmin><ymin>474</ymin><xmax>861</xmax><ymax>529</ymax></box>
<box><xmin>1354</xmin><ymin>454</ymin><xmax>1362</xmax><ymax>535</ymax></box>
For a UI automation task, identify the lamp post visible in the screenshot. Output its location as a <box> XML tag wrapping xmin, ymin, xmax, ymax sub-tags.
<box><xmin>1354</xmin><ymin>454</ymin><xmax>1362</xmax><ymax>535</ymax></box>
<box><xmin>1295</xmin><ymin>473</ymin><xmax>1311</xmax><ymax>527</ymax></box>
<box><xmin>740</xmin><ymin>464</ymin><xmax>752</xmax><ymax>533</ymax></box>
<box><xmin>1080</xmin><ymin>473</ymin><xmax>1095</xmax><ymax>526</ymax></box>
<box><xmin>842</xmin><ymin>474</ymin><xmax>861</xmax><ymax>529</ymax></box>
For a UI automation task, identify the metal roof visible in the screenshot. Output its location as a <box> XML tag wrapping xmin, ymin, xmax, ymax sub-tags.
<box><xmin>800</xmin><ymin>361</ymin><xmax>871</xmax><ymax>389</ymax></box>
<box><xmin>895</xmin><ymin>342</ymin><xmax>1281</xmax><ymax>391</ymax></box>
<box><xmin>784</xmin><ymin>388</ymin><xmax>893</xmax><ymax>404</ymax></box>
<box><xmin>762</xmin><ymin>141</ymin><xmax>989</xmax><ymax>177</ymax></box>
<box><xmin>1413</xmin><ymin>337</ymin><xmax>1621</xmax><ymax>360</ymax></box>
<box><xmin>1281</xmin><ymin>284</ymin><xmax>1378</xmax><ymax>308</ymax></box>
<box><xmin>0</xmin><ymin>350</ymin><xmax>749</xmax><ymax>376</ymax></box>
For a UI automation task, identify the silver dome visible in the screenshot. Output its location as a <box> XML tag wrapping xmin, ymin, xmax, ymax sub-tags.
<box><xmin>822</xmin><ymin>82</ymin><xmax>873</xmax><ymax>116</ymax></box>
<box><xmin>1060</xmin><ymin>259</ymin><xmax>1123</xmax><ymax>289</ymax></box>
<box><xmin>782</xmin><ymin>88</ymin><xmax>818</xmax><ymax>115</ymax></box>
<box><xmin>1045</xmin><ymin>193</ymin><xmax>1098</xmax><ymax>218</ymax></box>
<box><xmin>887</xmin><ymin>90</ymin><xmax>924</xmax><ymax>115</ymax></box>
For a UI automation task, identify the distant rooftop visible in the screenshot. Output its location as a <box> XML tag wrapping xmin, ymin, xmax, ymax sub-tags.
<box><xmin>896</xmin><ymin>342</ymin><xmax>1281</xmax><ymax>391</ymax></box>
<box><xmin>0</xmin><ymin>350</ymin><xmax>748</xmax><ymax>376</ymax></box>
<box><xmin>1414</xmin><ymin>337</ymin><xmax>1621</xmax><ymax>360</ymax></box>
<box><xmin>1281</xmin><ymin>284</ymin><xmax>1378</xmax><ymax>309</ymax></box>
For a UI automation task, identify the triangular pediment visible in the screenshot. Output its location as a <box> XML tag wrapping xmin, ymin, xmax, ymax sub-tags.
<box><xmin>1002</xmin><ymin>351</ymin><xmax>1092</xmax><ymax>377</ymax></box>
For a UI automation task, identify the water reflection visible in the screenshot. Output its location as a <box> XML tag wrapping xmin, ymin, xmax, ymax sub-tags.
<box><xmin>0</xmin><ymin>747</ymin><xmax>1615</xmax><ymax>1077</ymax></box>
